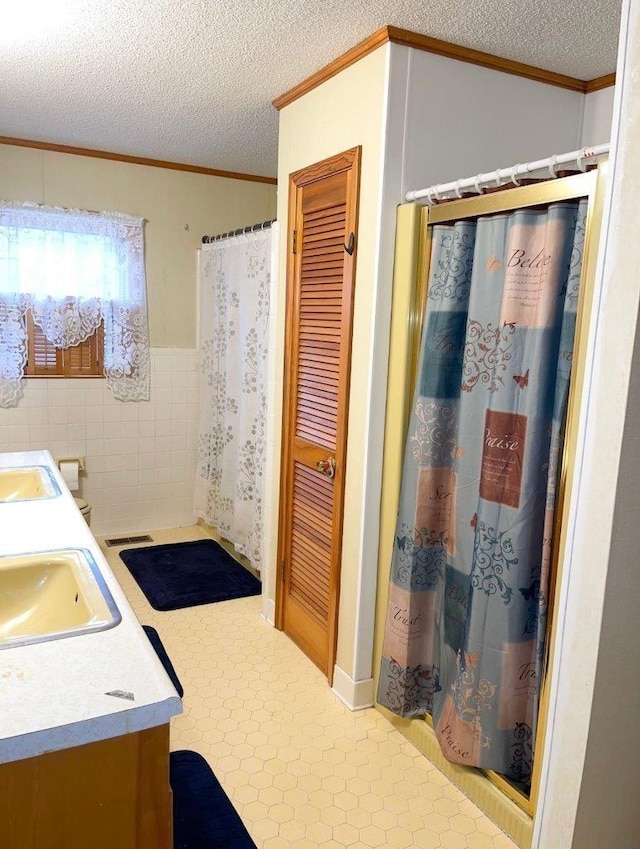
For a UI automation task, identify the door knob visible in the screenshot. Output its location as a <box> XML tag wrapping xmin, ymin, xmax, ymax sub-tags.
<box><xmin>315</xmin><ymin>457</ymin><xmax>336</xmax><ymax>478</ymax></box>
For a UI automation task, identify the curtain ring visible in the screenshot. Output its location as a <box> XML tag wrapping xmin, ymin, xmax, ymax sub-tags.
<box><xmin>510</xmin><ymin>165</ymin><xmax>522</xmax><ymax>187</ymax></box>
<box><xmin>473</xmin><ymin>175</ymin><xmax>483</xmax><ymax>195</ymax></box>
<box><xmin>429</xmin><ymin>183</ymin><xmax>442</xmax><ymax>203</ymax></box>
<box><xmin>493</xmin><ymin>170</ymin><xmax>502</xmax><ymax>187</ymax></box>
<box><xmin>576</xmin><ymin>149</ymin><xmax>589</xmax><ymax>172</ymax></box>
<box><xmin>425</xmin><ymin>187</ymin><xmax>436</xmax><ymax>206</ymax></box>
<box><xmin>454</xmin><ymin>179</ymin><xmax>464</xmax><ymax>199</ymax></box>
<box><xmin>548</xmin><ymin>155</ymin><xmax>559</xmax><ymax>178</ymax></box>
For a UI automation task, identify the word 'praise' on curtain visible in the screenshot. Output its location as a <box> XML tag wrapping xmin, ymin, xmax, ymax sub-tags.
<box><xmin>378</xmin><ymin>199</ymin><xmax>588</xmax><ymax>788</ymax></box>
<box><xmin>194</xmin><ymin>229</ymin><xmax>271</xmax><ymax>574</ymax></box>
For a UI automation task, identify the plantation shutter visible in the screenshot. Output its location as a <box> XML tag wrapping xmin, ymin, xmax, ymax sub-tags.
<box><xmin>64</xmin><ymin>324</ymin><xmax>103</xmax><ymax>376</ymax></box>
<box><xmin>25</xmin><ymin>311</ymin><xmax>103</xmax><ymax>377</ymax></box>
<box><xmin>25</xmin><ymin>313</ymin><xmax>62</xmax><ymax>375</ymax></box>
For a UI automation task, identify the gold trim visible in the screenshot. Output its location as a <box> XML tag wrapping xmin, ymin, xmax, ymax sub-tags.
<box><xmin>0</xmin><ymin>136</ymin><xmax>277</xmax><ymax>185</ymax></box>
<box><xmin>372</xmin><ymin>204</ymin><xmax>423</xmax><ymax>679</ymax></box>
<box><xmin>273</xmin><ymin>25</ymin><xmax>591</xmax><ymax>110</ymax></box>
<box><xmin>485</xmin><ymin>771</ymin><xmax>531</xmax><ymax>811</ymax></box>
<box><xmin>529</xmin><ymin>161</ymin><xmax>608</xmax><ymax>812</ymax></box>
<box><xmin>374</xmin><ymin>204</ymin><xmax>421</xmax><ymax>624</ymax></box>
<box><xmin>407</xmin><ymin>214</ymin><xmax>432</xmax><ymax>415</ymax></box>
<box><xmin>426</xmin><ymin>171</ymin><xmax>596</xmax><ymax>224</ymax></box>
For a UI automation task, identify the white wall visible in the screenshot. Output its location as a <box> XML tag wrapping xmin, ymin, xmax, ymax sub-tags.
<box><xmin>581</xmin><ymin>87</ymin><xmax>616</xmax><ymax>147</ymax></box>
<box><xmin>533</xmin><ymin>1</ymin><xmax>640</xmax><ymax>845</ymax></box>
<box><xmin>398</xmin><ymin>48</ymin><xmax>585</xmax><ymax>196</ymax></box>
<box><xmin>272</xmin><ymin>45</ymin><xmax>391</xmax><ymax>703</ymax></box>
<box><xmin>0</xmin><ymin>349</ymin><xmax>199</xmax><ymax>535</ymax></box>
<box><xmin>0</xmin><ymin>145</ymin><xmax>276</xmax><ymax>537</ymax></box>
<box><xmin>0</xmin><ymin>145</ymin><xmax>276</xmax><ymax>348</ymax></box>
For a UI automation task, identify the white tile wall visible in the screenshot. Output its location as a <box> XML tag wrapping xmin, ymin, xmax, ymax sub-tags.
<box><xmin>0</xmin><ymin>348</ymin><xmax>200</xmax><ymax>535</ymax></box>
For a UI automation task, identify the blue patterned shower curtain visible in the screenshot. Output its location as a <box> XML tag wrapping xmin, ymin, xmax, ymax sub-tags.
<box><xmin>378</xmin><ymin>199</ymin><xmax>587</xmax><ymax>785</ymax></box>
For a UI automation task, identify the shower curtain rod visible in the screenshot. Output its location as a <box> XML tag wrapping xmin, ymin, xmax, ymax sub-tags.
<box><xmin>201</xmin><ymin>218</ymin><xmax>275</xmax><ymax>244</ymax></box>
<box><xmin>405</xmin><ymin>143</ymin><xmax>610</xmax><ymax>204</ymax></box>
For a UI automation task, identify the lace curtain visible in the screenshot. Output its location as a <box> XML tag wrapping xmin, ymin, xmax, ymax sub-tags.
<box><xmin>194</xmin><ymin>229</ymin><xmax>271</xmax><ymax>572</ymax></box>
<box><xmin>0</xmin><ymin>201</ymin><xmax>150</xmax><ymax>406</ymax></box>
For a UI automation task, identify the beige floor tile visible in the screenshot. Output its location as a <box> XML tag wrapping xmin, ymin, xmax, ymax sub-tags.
<box><xmin>99</xmin><ymin>526</ymin><xmax>518</xmax><ymax>849</ymax></box>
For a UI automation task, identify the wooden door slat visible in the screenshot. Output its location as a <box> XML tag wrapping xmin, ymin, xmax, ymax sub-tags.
<box><xmin>290</xmin><ymin>543</ymin><xmax>331</xmax><ymax>585</ymax></box>
<box><xmin>289</xmin><ymin>558</ymin><xmax>330</xmax><ymax>598</ymax></box>
<box><xmin>295</xmin><ymin>429</ymin><xmax>336</xmax><ymax>451</ymax></box>
<box><xmin>294</xmin><ymin>502</ymin><xmax>333</xmax><ymax>533</ymax></box>
<box><xmin>293</xmin><ymin>517</ymin><xmax>333</xmax><ymax>547</ymax></box>
<box><xmin>304</xmin><ymin>206</ymin><xmax>346</xmax><ymax>224</ymax></box>
<box><xmin>293</xmin><ymin>484</ymin><xmax>334</xmax><ymax>514</ymax></box>
<box><xmin>279</xmin><ymin>146</ymin><xmax>360</xmax><ymax>680</ymax></box>
<box><xmin>290</xmin><ymin>562</ymin><xmax>331</xmax><ymax>601</ymax></box>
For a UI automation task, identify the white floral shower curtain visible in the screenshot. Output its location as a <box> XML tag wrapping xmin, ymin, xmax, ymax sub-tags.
<box><xmin>194</xmin><ymin>229</ymin><xmax>271</xmax><ymax>572</ymax></box>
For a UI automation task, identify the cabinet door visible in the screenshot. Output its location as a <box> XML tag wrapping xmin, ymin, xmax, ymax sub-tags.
<box><xmin>277</xmin><ymin>148</ymin><xmax>360</xmax><ymax>682</ymax></box>
<box><xmin>0</xmin><ymin>725</ymin><xmax>172</xmax><ymax>849</ymax></box>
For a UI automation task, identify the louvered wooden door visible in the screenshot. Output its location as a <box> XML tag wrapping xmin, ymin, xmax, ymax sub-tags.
<box><xmin>277</xmin><ymin>148</ymin><xmax>361</xmax><ymax>681</ymax></box>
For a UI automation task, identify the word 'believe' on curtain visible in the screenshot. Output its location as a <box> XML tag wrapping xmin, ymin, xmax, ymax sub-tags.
<box><xmin>0</xmin><ymin>201</ymin><xmax>150</xmax><ymax>406</ymax></box>
<box><xmin>378</xmin><ymin>199</ymin><xmax>588</xmax><ymax>786</ymax></box>
<box><xmin>194</xmin><ymin>229</ymin><xmax>271</xmax><ymax>574</ymax></box>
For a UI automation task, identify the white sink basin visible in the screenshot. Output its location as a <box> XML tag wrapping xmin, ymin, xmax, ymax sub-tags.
<box><xmin>0</xmin><ymin>466</ymin><xmax>61</xmax><ymax>502</ymax></box>
<box><xmin>0</xmin><ymin>549</ymin><xmax>121</xmax><ymax>649</ymax></box>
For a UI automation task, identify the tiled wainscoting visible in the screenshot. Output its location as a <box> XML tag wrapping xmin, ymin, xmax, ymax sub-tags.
<box><xmin>0</xmin><ymin>348</ymin><xmax>200</xmax><ymax>535</ymax></box>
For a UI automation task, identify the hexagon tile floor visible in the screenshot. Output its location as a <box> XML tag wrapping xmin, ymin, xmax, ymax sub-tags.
<box><xmin>100</xmin><ymin>526</ymin><xmax>517</xmax><ymax>849</ymax></box>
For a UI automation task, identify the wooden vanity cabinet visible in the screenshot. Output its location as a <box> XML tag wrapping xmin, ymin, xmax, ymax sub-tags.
<box><xmin>0</xmin><ymin>724</ymin><xmax>172</xmax><ymax>849</ymax></box>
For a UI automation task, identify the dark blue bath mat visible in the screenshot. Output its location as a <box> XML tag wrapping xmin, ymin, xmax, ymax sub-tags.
<box><xmin>171</xmin><ymin>750</ymin><xmax>257</xmax><ymax>849</ymax></box>
<box><xmin>119</xmin><ymin>539</ymin><xmax>261</xmax><ymax>611</ymax></box>
<box><xmin>142</xmin><ymin>625</ymin><xmax>184</xmax><ymax>698</ymax></box>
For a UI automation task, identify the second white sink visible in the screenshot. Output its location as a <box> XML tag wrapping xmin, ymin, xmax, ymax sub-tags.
<box><xmin>0</xmin><ymin>549</ymin><xmax>121</xmax><ymax>650</ymax></box>
<box><xmin>0</xmin><ymin>466</ymin><xmax>61</xmax><ymax>502</ymax></box>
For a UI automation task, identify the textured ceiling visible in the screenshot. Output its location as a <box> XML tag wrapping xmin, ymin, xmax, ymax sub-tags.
<box><xmin>0</xmin><ymin>0</ymin><xmax>622</xmax><ymax>178</ymax></box>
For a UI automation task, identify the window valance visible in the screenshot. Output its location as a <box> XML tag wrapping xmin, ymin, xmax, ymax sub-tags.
<box><xmin>0</xmin><ymin>201</ymin><xmax>150</xmax><ymax>406</ymax></box>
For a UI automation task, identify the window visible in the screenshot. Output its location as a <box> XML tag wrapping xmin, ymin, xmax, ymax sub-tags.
<box><xmin>24</xmin><ymin>311</ymin><xmax>104</xmax><ymax>378</ymax></box>
<box><xmin>0</xmin><ymin>201</ymin><xmax>150</xmax><ymax>406</ymax></box>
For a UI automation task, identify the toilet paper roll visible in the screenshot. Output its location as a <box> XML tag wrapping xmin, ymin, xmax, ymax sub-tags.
<box><xmin>59</xmin><ymin>460</ymin><xmax>80</xmax><ymax>492</ymax></box>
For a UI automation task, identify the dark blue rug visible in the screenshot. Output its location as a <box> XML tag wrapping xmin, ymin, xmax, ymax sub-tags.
<box><xmin>142</xmin><ymin>625</ymin><xmax>184</xmax><ymax>698</ymax></box>
<box><xmin>171</xmin><ymin>750</ymin><xmax>257</xmax><ymax>849</ymax></box>
<box><xmin>119</xmin><ymin>540</ymin><xmax>261</xmax><ymax>611</ymax></box>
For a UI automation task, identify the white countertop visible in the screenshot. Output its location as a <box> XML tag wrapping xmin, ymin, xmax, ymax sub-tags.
<box><xmin>0</xmin><ymin>450</ymin><xmax>182</xmax><ymax>764</ymax></box>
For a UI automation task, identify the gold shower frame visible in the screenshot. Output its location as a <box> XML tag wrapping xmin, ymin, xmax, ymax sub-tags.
<box><xmin>374</xmin><ymin>163</ymin><xmax>608</xmax><ymax>830</ymax></box>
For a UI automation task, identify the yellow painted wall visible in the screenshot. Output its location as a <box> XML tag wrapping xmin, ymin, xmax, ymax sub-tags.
<box><xmin>269</xmin><ymin>45</ymin><xmax>389</xmax><ymax>676</ymax></box>
<box><xmin>0</xmin><ymin>145</ymin><xmax>277</xmax><ymax>347</ymax></box>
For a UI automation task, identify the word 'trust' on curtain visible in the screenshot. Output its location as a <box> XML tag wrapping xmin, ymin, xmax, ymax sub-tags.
<box><xmin>378</xmin><ymin>199</ymin><xmax>588</xmax><ymax>787</ymax></box>
<box><xmin>194</xmin><ymin>228</ymin><xmax>271</xmax><ymax>574</ymax></box>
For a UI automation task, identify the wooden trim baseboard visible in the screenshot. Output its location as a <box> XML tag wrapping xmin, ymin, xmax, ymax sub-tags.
<box><xmin>273</xmin><ymin>24</ymin><xmax>616</xmax><ymax>110</ymax></box>
<box><xmin>585</xmin><ymin>73</ymin><xmax>617</xmax><ymax>93</ymax></box>
<box><xmin>0</xmin><ymin>136</ymin><xmax>277</xmax><ymax>185</ymax></box>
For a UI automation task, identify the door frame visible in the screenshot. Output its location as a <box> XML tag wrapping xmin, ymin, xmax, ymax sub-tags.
<box><xmin>275</xmin><ymin>147</ymin><xmax>361</xmax><ymax>684</ymax></box>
